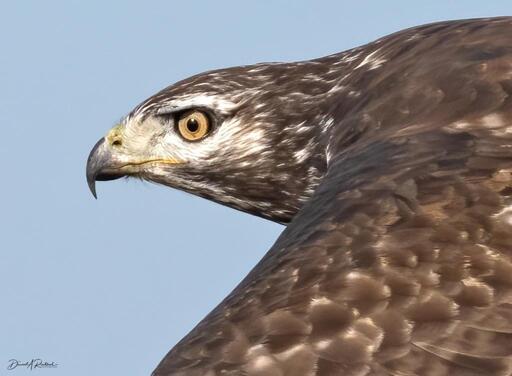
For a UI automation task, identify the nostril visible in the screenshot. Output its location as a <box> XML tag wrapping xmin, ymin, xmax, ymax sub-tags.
<box><xmin>111</xmin><ymin>139</ymin><xmax>122</xmax><ymax>147</ymax></box>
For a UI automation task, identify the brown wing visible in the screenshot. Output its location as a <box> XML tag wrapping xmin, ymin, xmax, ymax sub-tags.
<box><xmin>153</xmin><ymin>18</ymin><xmax>512</xmax><ymax>376</ymax></box>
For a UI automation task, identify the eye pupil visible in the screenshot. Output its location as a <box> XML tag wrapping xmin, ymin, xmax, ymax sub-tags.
<box><xmin>187</xmin><ymin>118</ymin><xmax>199</xmax><ymax>133</ymax></box>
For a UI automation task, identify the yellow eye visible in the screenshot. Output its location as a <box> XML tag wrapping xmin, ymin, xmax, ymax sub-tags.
<box><xmin>177</xmin><ymin>110</ymin><xmax>210</xmax><ymax>141</ymax></box>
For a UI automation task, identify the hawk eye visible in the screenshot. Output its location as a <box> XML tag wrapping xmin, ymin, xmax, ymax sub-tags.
<box><xmin>177</xmin><ymin>110</ymin><xmax>210</xmax><ymax>141</ymax></box>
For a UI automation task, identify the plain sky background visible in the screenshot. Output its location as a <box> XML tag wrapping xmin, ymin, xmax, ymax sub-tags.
<box><xmin>1</xmin><ymin>1</ymin><xmax>511</xmax><ymax>375</ymax></box>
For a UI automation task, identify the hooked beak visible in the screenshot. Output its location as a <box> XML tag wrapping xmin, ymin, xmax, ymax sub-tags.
<box><xmin>86</xmin><ymin>136</ymin><xmax>183</xmax><ymax>199</ymax></box>
<box><xmin>86</xmin><ymin>138</ymin><xmax>124</xmax><ymax>199</ymax></box>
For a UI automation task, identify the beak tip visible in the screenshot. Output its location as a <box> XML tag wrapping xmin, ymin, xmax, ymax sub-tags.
<box><xmin>87</xmin><ymin>174</ymin><xmax>98</xmax><ymax>199</ymax></box>
<box><xmin>86</xmin><ymin>138</ymin><xmax>106</xmax><ymax>199</ymax></box>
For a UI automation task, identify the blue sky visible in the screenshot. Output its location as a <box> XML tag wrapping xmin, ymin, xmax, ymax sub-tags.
<box><xmin>1</xmin><ymin>1</ymin><xmax>510</xmax><ymax>375</ymax></box>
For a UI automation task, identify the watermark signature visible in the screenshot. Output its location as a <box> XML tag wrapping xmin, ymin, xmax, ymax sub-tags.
<box><xmin>7</xmin><ymin>359</ymin><xmax>58</xmax><ymax>371</ymax></box>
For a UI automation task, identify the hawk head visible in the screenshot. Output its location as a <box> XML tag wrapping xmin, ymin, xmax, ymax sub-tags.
<box><xmin>86</xmin><ymin>62</ymin><xmax>337</xmax><ymax>223</ymax></box>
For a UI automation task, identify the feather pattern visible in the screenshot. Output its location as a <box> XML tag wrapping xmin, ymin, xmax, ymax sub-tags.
<box><xmin>147</xmin><ymin>17</ymin><xmax>512</xmax><ymax>375</ymax></box>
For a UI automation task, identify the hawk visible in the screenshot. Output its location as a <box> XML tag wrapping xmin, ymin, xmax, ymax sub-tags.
<box><xmin>87</xmin><ymin>17</ymin><xmax>512</xmax><ymax>375</ymax></box>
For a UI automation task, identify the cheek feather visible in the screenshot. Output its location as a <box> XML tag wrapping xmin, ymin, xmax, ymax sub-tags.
<box><xmin>228</xmin><ymin>125</ymin><xmax>269</xmax><ymax>158</ymax></box>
